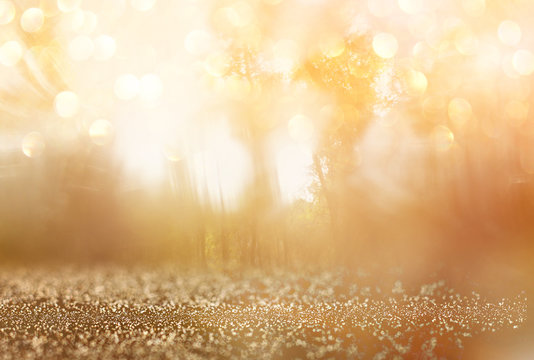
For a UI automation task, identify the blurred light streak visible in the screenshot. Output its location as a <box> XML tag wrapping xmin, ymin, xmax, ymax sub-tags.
<box><xmin>274</xmin><ymin>142</ymin><xmax>313</xmax><ymax>202</ymax></box>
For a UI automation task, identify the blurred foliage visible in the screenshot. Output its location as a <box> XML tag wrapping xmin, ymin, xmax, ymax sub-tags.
<box><xmin>0</xmin><ymin>0</ymin><xmax>532</xmax><ymax>294</ymax></box>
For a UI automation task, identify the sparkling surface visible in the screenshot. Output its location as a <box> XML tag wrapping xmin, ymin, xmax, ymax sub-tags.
<box><xmin>0</xmin><ymin>269</ymin><xmax>526</xmax><ymax>360</ymax></box>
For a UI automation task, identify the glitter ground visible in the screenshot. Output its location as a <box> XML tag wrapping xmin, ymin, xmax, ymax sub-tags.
<box><xmin>0</xmin><ymin>268</ymin><xmax>527</xmax><ymax>359</ymax></box>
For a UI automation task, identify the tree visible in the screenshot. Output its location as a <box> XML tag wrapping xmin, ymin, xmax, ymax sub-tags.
<box><xmin>297</xmin><ymin>33</ymin><xmax>398</xmax><ymax>266</ymax></box>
